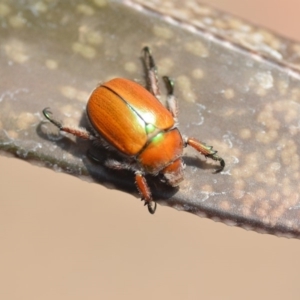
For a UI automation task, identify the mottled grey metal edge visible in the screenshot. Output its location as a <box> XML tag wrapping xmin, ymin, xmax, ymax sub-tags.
<box><xmin>1</xmin><ymin>0</ymin><xmax>300</xmax><ymax>239</ymax></box>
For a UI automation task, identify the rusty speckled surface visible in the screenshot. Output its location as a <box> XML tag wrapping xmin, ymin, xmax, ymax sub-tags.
<box><xmin>1</xmin><ymin>0</ymin><xmax>300</xmax><ymax>238</ymax></box>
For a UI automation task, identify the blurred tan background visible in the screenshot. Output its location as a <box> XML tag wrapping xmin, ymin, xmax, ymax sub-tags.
<box><xmin>1</xmin><ymin>1</ymin><xmax>300</xmax><ymax>300</ymax></box>
<box><xmin>209</xmin><ymin>0</ymin><xmax>300</xmax><ymax>41</ymax></box>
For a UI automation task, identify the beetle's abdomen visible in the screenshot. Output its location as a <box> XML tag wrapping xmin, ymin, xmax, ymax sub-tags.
<box><xmin>86</xmin><ymin>78</ymin><xmax>174</xmax><ymax>156</ymax></box>
<box><xmin>138</xmin><ymin>128</ymin><xmax>183</xmax><ymax>174</ymax></box>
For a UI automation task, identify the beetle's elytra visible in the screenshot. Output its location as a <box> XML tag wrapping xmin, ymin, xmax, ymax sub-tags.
<box><xmin>43</xmin><ymin>47</ymin><xmax>225</xmax><ymax>214</ymax></box>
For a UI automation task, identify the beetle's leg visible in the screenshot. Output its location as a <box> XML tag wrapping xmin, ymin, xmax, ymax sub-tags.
<box><xmin>105</xmin><ymin>161</ymin><xmax>156</xmax><ymax>213</ymax></box>
<box><xmin>105</xmin><ymin>159</ymin><xmax>133</xmax><ymax>171</ymax></box>
<box><xmin>185</xmin><ymin>137</ymin><xmax>225</xmax><ymax>171</ymax></box>
<box><xmin>163</xmin><ymin>76</ymin><xmax>178</xmax><ymax>120</ymax></box>
<box><xmin>43</xmin><ymin>108</ymin><xmax>95</xmax><ymax>140</ymax></box>
<box><xmin>142</xmin><ymin>46</ymin><xmax>160</xmax><ymax>99</ymax></box>
<box><xmin>135</xmin><ymin>171</ymin><xmax>157</xmax><ymax>214</ymax></box>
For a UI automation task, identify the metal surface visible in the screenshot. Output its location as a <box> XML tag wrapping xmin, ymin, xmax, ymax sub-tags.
<box><xmin>1</xmin><ymin>0</ymin><xmax>300</xmax><ymax>238</ymax></box>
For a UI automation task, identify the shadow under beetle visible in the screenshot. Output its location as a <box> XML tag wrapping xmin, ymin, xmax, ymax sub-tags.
<box><xmin>43</xmin><ymin>47</ymin><xmax>225</xmax><ymax>214</ymax></box>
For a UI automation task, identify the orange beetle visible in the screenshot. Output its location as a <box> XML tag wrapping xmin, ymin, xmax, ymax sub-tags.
<box><xmin>43</xmin><ymin>47</ymin><xmax>224</xmax><ymax>214</ymax></box>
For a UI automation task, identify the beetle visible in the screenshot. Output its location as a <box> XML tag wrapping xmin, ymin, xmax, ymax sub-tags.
<box><xmin>43</xmin><ymin>47</ymin><xmax>225</xmax><ymax>214</ymax></box>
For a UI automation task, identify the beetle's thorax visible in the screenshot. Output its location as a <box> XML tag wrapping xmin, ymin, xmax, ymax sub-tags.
<box><xmin>137</xmin><ymin>128</ymin><xmax>184</xmax><ymax>176</ymax></box>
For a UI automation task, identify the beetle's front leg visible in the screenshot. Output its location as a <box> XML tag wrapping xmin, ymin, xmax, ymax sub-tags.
<box><xmin>185</xmin><ymin>137</ymin><xmax>225</xmax><ymax>171</ymax></box>
<box><xmin>142</xmin><ymin>46</ymin><xmax>160</xmax><ymax>99</ymax></box>
<box><xmin>43</xmin><ymin>108</ymin><xmax>95</xmax><ymax>140</ymax></box>
<box><xmin>135</xmin><ymin>171</ymin><xmax>157</xmax><ymax>214</ymax></box>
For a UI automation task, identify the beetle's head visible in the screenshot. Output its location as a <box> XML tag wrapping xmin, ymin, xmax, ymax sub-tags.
<box><xmin>161</xmin><ymin>158</ymin><xmax>184</xmax><ymax>187</ymax></box>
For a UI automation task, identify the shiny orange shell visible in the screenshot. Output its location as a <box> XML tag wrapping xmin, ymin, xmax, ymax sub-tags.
<box><xmin>86</xmin><ymin>78</ymin><xmax>175</xmax><ymax>156</ymax></box>
<box><xmin>138</xmin><ymin>129</ymin><xmax>183</xmax><ymax>174</ymax></box>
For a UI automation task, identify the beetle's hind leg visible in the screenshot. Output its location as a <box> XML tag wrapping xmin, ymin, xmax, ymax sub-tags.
<box><xmin>185</xmin><ymin>137</ymin><xmax>225</xmax><ymax>172</ymax></box>
<box><xmin>142</xmin><ymin>47</ymin><xmax>178</xmax><ymax>120</ymax></box>
<box><xmin>142</xmin><ymin>46</ymin><xmax>160</xmax><ymax>99</ymax></box>
<box><xmin>163</xmin><ymin>76</ymin><xmax>178</xmax><ymax>120</ymax></box>
<box><xmin>43</xmin><ymin>108</ymin><xmax>94</xmax><ymax>140</ymax></box>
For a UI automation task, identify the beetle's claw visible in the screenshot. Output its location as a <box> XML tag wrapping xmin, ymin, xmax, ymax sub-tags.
<box><xmin>147</xmin><ymin>201</ymin><xmax>157</xmax><ymax>214</ymax></box>
<box><xmin>42</xmin><ymin>107</ymin><xmax>52</xmax><ymax>120</ymax></box>
<box><xmin>220</xmin><ymin>158</ymin><xmax>225</xmax><ymax>169</ymax></box>
<box><xmin>162</xmin><ymin>76</ymin><xmax>174</xmax><ymax>95</ymax></box>
<box><xmin>214</xmin><ymin>157</ymin><xmax>225</xmax><ymax>173</ymax></box>
<box><xmin>42</xmin><ymin>107</ymin><xmax>62</xmax><ymax>129</ymax></box>
<box><xmin>215</xmin><ymin>156</ymin><xmax>225</xmax><ymax>171</ymax></box>
<box><xmin>205</xmin><ymin>150</ymin><xmax>225</xmax><ymax>173</ymax></box>
<box><xmin>142</xmin><ymin>46</ymin><xmax>150</xmax><ymax>55</ymax></box>
<box><xmin>143</xmin><ymin>46</ymin><xmax>156</xmax><ymax>70</ymax></box>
